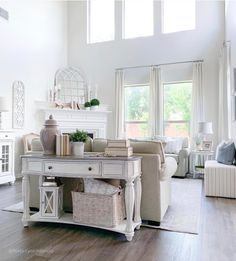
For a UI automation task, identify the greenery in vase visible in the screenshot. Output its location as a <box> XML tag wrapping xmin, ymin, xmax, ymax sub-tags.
<box><xmin>84</xmin><ymin>101</ymin><xmax>91</xmax><ymax>108</ymax></box>
<box><xmin>69</xmin><ymin>129</ymin><xmax>88</xmax><ymax>143</ymax></box>
<box><xmin>90</xmin><ymin>98</ymin><xmax>100</xmax><ymax>106</ymax></box>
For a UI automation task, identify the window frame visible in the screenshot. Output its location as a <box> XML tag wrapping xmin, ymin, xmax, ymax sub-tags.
<box><xmin>124</xmin><ymin>83</ymin><xmax>150</xmax><ymax>138</ymax></box>
<box><xmin>87</xmin><ymin>0</ymin><xmax>115</xmax><ymax>44</ymax></box>
<box><xmin>162</xmin><ymin>80</ymin><xmax>192</xmax><ymax>137</ymax></box>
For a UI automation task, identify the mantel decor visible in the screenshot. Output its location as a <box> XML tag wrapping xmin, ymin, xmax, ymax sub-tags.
<box><xmin>53</xmin><ymin>67</ymin><xmax>88</xmax><ymax>108</ymax></box>
<box><xmin>12</xmin><ymin>81</ymin><xmax>25</xmax><ymax>129</ymax></box>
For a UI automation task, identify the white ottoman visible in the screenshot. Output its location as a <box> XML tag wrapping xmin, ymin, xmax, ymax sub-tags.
<box><xmin>204</xmin><ymin>160</ymin><xmax>236</xmax><ymax>198</ymax></box>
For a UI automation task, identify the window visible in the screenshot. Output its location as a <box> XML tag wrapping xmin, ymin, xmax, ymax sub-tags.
<box><xmin>87</xmin><ymin>0</ymin><xmax>115</xmax><ymax>44</ymax></box>
<box><xmin>163</xmin><ymin>82</ymin><xmax>192</xmax><ymax>137</ymax></box>
<box><xmin>123</xmin><ymin>0</ymin><xmax>154</xmax><ymax>39</ymax></box>
<box><xmin>162</xmin><ymin>0</ymin><xmax>196</xmax><ymax>34</ymax></box>
<box><xmin>125</xmin><ymin>84</ymin><xmax>149</xmax><ymax>138</ymax></box>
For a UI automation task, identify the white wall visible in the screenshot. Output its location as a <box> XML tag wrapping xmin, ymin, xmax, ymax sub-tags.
<box><xmin>0</xmin><ymin>1</ymin><xmax>67</xmax><ymax>176</ymax></box>
<box><xmin>225</xmin><ymin>0</ymin><xmax>236</xmax><ymax>137</ymax></box>
<box><xmin>68</xmin><ymin>0</ymin><xmax>224</xmax><ymax>144</ymax></box>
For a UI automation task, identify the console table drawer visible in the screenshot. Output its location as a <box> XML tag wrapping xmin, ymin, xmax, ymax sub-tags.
<box><xmin>102</xmin><ymin>162</ymin><xmax>124</xmax><ymax>176</ymax></box>
<box><xmin>44</xmin><ymin>162</ymin><xmax>100</xmax><ymax>176</ymax></box>
<box><xmin>26</xmin><ymin>161</ymin><xmax>43</xmax><ymax>172</ymax></box>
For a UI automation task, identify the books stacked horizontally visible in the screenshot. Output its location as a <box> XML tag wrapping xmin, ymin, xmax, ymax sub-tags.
<box><xmin>42</xmin><ymin>177</ymin><xmax>58</xmax><ymax>187</ymax></box>
<box><xmin>56</xmin><ymin>134</ymin><xmax>70</xmax><ymax>156</ymax></box>
<box><xmin>105</xmin><ymin>139</ymin><xmax>133</xmax><ymax>157</ymax></box>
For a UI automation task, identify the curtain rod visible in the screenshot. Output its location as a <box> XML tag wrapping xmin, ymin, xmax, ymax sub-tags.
<box><xmin>116</xmin><ymin>59</ymin><xmax>204</xmax><ymax>71</ymax></box>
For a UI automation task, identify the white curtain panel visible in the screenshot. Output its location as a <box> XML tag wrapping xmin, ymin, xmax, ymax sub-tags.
<box><xmin>115</xmin><ymin>69</ymin><xmax>125</xmax><ymax>138</ymax></box>
<box><xmin>218</xmin><ymin>42</ymin><xmax>231</xmax><ymax>141</ymax></box>
<box><xmin>149</xmin><ymin>66</ymin><xmax>162</xmax><ymax>136</ymax></box>
<box><xmin>191</xmin><ymin>62</ymin><xmax>204</xmax><ymax>143</ymax></box>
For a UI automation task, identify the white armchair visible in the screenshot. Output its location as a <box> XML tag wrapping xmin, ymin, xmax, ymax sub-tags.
<box><xmin>155</xmin><ymin>136</ymin><xmax>190</xmax><ymax>177</ymax></box>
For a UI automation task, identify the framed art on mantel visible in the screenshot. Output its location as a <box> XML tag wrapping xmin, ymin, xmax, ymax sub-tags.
<box><xmin>12</xmin><ymin>81</ymin><xmax>25</xmax><ymax>129</ymax></box>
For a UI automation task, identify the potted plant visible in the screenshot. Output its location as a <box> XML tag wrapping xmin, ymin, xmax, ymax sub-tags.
<box><xmin>90</xmin><ymin>98</ymin><xmax>100</xmax><ymax>110</ymax></box>
<box><xmin>84</xmin><ymin>101</ymin><xmax>91</xmax><ymax>111</ymax></box>
<box><xmin>69</xmin><ymin>129</ymin><xmax>88</xmax><ymax>156</ymax></box>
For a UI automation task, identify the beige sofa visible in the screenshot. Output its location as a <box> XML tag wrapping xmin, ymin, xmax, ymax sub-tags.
<box><xmin>27</xmin><ymin>138</ymin><xmax>177</xmax><ymax>224</ymax></box>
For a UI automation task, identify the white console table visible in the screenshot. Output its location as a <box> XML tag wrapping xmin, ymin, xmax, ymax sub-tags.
<box><xmin>21</xmin><ymin>154</ymin><xmax>142</xmax><ymax>241</ymax></box>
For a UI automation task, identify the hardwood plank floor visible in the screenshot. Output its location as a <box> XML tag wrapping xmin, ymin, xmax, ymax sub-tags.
<box><xmin>0</xmin><ymin>180</ymin><xmax>235</xmax><ymax>261</ymax></box>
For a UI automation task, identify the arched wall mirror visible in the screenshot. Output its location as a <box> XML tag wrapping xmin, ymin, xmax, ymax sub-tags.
<box><xmin>54</xmin><ymin>67</ymin><xmax>88</xmax><ymax>104</ymax></box>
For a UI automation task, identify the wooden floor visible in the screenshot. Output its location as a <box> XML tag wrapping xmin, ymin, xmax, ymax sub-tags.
<box><xmin>0</xmin><ymin>180</ymin><xmax>235</xmax><ymax>261</ymax></box>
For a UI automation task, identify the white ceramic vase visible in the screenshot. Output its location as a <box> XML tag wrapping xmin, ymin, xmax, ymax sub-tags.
<box><xmin>85</xmin><ymin>107</ymin><xmax>90</xmax><ymax>111</ymax></box>
<box><xmin>72</xmin><ymin>142</ymin><xmax>84</xmax><ymax>156</ymax></box>
<box><xmin>90</xmin><ymin>105</ymin><xmax>99</xmax><ymax>111</ymax></box>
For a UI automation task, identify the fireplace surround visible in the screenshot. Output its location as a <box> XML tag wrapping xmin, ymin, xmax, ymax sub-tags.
<box><xmin>43</xmin><ymin>109</ymin><xmax>111</xmax><ymax>138</ymax></box>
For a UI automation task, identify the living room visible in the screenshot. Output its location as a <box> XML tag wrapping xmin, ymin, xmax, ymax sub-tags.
<box><xmin>0</xmin><ymin>0</ymin><xmax>235</xmax><ymax>260</ymax></box>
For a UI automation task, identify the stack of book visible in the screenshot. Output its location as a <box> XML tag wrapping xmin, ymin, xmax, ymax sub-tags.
<box><xmin>56</xmin><ymin>134</ymin><xmax>70</xmax><ymax>156</ymax></box>
<box><xmin>42</xmin><ymin>177</ymin><xmax>58</xmax><ymax>187</ymax></box>
<box><xmin>105</xmin><ymin>139</ymin><xmax>133</xmax><ymax>157</ymax></box>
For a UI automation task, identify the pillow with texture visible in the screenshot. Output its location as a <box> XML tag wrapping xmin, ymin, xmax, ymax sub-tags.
<box><xmin>154</xmin><ymin>136</ymin><xmax>182</xmax><ymax>154</ymax></box>
<box><xmin>83</xmin><ymin>178</ymin><xmax>120</xmax><ymax>195</ymax></box>
<box><xmin>216</xmin><ymin>141</ymin><xmax>236</xmax><ymax>165</ymax></box>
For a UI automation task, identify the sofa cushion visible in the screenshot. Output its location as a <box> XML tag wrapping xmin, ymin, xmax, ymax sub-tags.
<box><xmin>130</xmin><ymin>140</ymin><xmax>165</xmax><ymax>163</ymax></box>
<box><xmin>84</xmin><ymin>136</ymin><xmax>93</xmax><ymax>152</ymax></box>
<box><xmin>216</xmin><ymin>141</ymin><xmax>236</xmax><ymax>165</ymax></box>
<box><xmin>92</xmin><ymin>138</ymin><xmax>107</xmax><ymax>152</ymax></box>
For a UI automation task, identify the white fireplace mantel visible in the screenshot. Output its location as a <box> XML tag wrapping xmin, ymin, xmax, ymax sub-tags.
<box><xmin>43</xmin><ymin>109</ymin><xmax>111</xmax><ymax>138</ymax></box>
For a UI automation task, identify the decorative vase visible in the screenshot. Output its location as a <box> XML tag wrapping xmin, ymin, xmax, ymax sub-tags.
<box><xmin>90</xmin><ymin>105</ymin><xmax>99</xmax><ymax>111</ymax></box>
<box><xmin>72</xmin><ymin>142</ymin><xmax>84</xmax><ymax>156</ymax></box>
<box><xmin>85</xmin><ymin>107</ymin><xmax>90</xmax><ymax>111</ymax></box>
<box><xmin>40</xmin><ymin>115</ymin><xmax>61</xmax><ymax>155</ymax></box>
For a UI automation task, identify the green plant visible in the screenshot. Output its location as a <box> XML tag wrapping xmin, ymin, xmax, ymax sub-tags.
<box><xmin>90</xmin><ymin>98</ymin><xmax>100</xmax><ymax>106</ymax></box>
<box><xmin>84</xmin><ymin>101</ymin><xmax>91</xmax><ymax>108</ymax></box>
<box><xmin>69</xmin><ymin>129</ymin><xmax>88</xmax><ymax>143</ymax></box>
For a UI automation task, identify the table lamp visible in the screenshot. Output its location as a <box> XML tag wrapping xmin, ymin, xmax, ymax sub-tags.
<box><xmin>198</xmin><ymin>122</ymin><xmax>213</xmax><ymax>139</ymax></box>
<box><xmin>0</xmin><ymin>96</ymin><xmax>9</xmax><ymax>129</ymax></box>
<box><xmin>197</xmin><ymin>121</ymin><xmax>213</xmax><ymax>150</ymax></box>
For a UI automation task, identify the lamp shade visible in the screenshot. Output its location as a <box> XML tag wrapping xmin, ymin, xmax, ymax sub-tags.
<box><xmin>0</xmin><ymin>96</ymin><xmax>9</xmax><ymax>112</ymax></box>
<box><xmin>198</xmin><ymin>122</ymin><xmax>213</xmax><ymax>134</ymax></box>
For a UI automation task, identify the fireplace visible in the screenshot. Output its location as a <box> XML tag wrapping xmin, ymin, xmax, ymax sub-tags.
<box><xmin>43</xmin><ymin>109</ymin><xmax>111</xmax><ymax>138</ymax></box>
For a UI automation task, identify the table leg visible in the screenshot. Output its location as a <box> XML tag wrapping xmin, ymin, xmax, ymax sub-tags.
<box><xmin>134</xmin><ymin>176</ymin><xmax>142</xmax><ymax>229</ymax></box>
<box><xmin>22</xmin><ymin>175</ymin><xmax>30</xmax><ymax>227</ymax></box>
<box><xmin>193</xmin><ymin>154</ymin><xmax>196</xmax><ymax>179</ymax></box>
<box><xmin>125</xmin><ymin>179</ymin><xmax>135</xmax><ymax>241</ymax></box>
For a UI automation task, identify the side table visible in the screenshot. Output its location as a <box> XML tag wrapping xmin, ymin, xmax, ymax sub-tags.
<box><xmin>191</xmin><ymin>150</ymin><xmax>214</xmax><ymax>178</ymax></box>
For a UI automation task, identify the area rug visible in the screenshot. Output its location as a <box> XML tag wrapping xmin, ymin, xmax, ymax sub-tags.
<box><xmin>142</xmin><ymin>178</ymin><xmax>202</xmax><ymax>235</ymax></box>
<box><xmin>2</xmin><ymin>178</ymin><xmax>202</xmax><ymax>234</ymax></box>
<box><xmin>1</xmin><ymin>202</ymin><xmax>36</xmax><ymax>214</ymax></box>
<box><xmin>2</xmin><ymin>201</ymin><xmax>24</xmax><ymax>213</ymax></box>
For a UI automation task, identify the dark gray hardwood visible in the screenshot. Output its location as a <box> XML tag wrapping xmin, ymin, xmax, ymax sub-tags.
<box><xmin>0</xmin><ymin>180</ymin><xmax>235</xmax><ymax>261</ymax></box>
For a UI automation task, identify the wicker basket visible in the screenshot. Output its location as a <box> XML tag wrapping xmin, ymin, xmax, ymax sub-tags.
<box><xmin>71</xmin><ymin>190</ymin><xmax>125</xmax><ymax>227</ymax></box>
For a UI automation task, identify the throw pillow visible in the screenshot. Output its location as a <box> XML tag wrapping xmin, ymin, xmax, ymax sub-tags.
<box><xmin>83</xmin><ymin>178</ymin><xmax>120</xmax><ymax>195</ymax></box>
<box><xmin>216</xmin><ymin>141</ymin><xmax>236</xmax><ymax>165</ymax></box>
<box><xmin>154</xmin><ymin>136</ymin><xmax>183</xmax><ymax>154</ymax></box>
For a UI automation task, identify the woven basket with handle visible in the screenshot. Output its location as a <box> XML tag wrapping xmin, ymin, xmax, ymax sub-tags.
<box><xmin>71</xmin><ymin>189</ymin><xmax>125</xmax><ymax>227</ymax></box>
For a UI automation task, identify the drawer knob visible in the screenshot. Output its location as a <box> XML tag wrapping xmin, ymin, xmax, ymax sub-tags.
<box><xmin>88</xmin><ymin>167</ymin><xmax>92</xmax><ymax>171</ymax></box>
<box><xmin>48</xmin><ymin>166</ymin><xmax>53</xmax><ymax>170</ymax></box>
